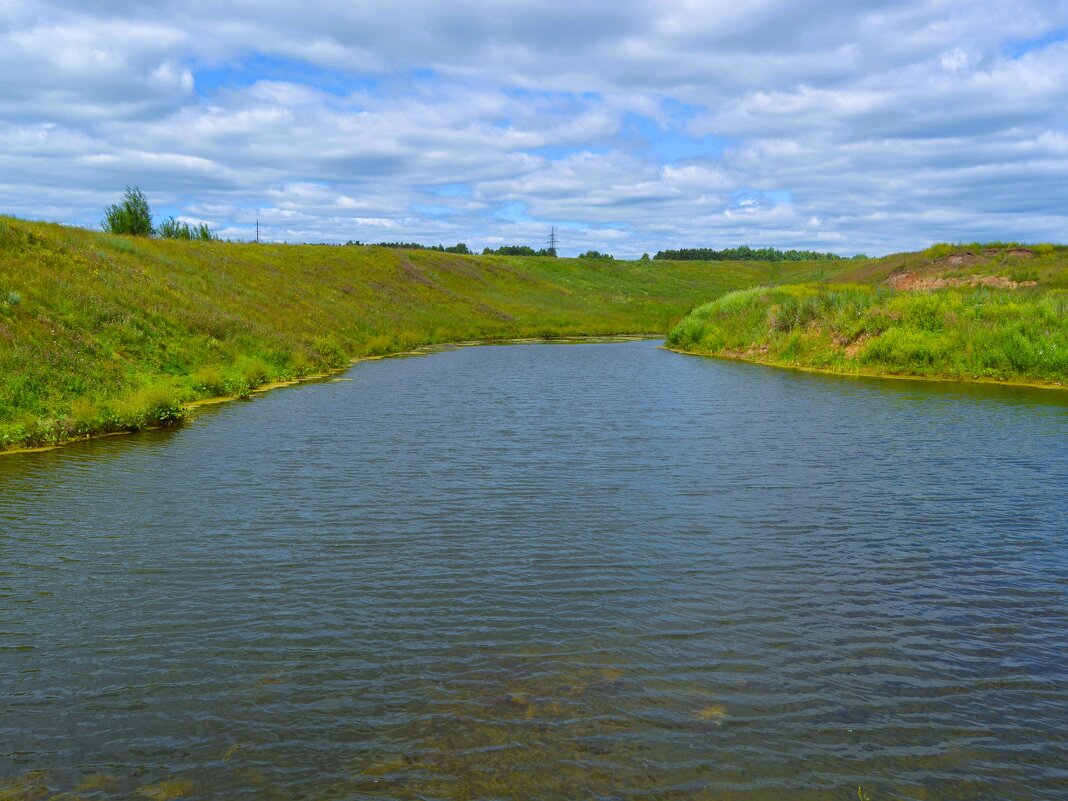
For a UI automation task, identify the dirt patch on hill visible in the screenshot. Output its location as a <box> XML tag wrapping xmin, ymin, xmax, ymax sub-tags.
<box><xmin>933</xmin><ymin>247</ymin><xmax>1034</xmax><ymax>269</ymax></box>
<box><xmin>843</xmin><ymin>333</ymin><xmax>873</xmax><ymax>358</ymax></box>
<box><xmin>942</xmin><ymin>252</ymin><xmax>986</xmax><ymax>268</ymax></box>
<box><xmin>886</xmin><ymin>271</ymin><xmax>1037</xmax><ymax>291</ymax></box>
<box><xmin>1001</xmin><ymin>247</ymin><xmax>1035</xmax><ymax>259</ymax></box>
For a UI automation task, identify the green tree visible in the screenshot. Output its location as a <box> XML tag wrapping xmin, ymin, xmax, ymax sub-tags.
<box><xmin>158</xmin><ymin>216</ymin><xmax>219</xmax><ymax>241</ymax></box>
<box><xmin>192</xmin><ymin>223</ymin><xmax>218</xmax><ymax>241</ymax></box>
<box><xmin>102</xmin><ymin>186</ymin><xmax>153</xmax><ymax>236</ymax></box>
<box><xmin>157</xmin><ymin>216</ymin><xmax>190</xmax><ymax>239</ymax></box>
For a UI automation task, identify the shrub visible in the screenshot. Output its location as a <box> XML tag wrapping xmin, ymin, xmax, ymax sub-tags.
<box><xmin>111</xmin><ymin>383</ymin><xmax>185</xmax><ymax>430</ymax></box>
<box><xmin>238</xmin><ymin>355</ymin><xmax>271</xmax><ymax>386</ymax></box>
<box><xmin>312</xmin><ymin>336</ymin><xmax>348</xmax><ymax>367</ymax></box>
<box><xmin>861</xmin><ymin>328</ymin><xmax>947</xmax><ymax>368</ymax></box>
<box><xmin>102</xmin><ymin>186</ymin><xmax>154</xmax><ymax>236</ymax></box>
<box><xmin>191</xmin><ymin>365</ymin><xmax>228</xmax><ymax>396</ymax></box>
<box><xmin>157</xmin><ymin>216</ymin><xmax>189</xmax><ymax>239</ymax></box>
<box><xmin>158</xmin><ymin>217</ymin><xmax>218</xmax><ymax>241</ymax></box>
<box><xmin>923</xmin><ymin>243</ymin><xmax>956</xmax><ymax>259</ymax></box>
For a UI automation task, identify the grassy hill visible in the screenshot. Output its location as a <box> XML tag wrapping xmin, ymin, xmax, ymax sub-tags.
<box><xmin>0</xmin><ymin>217</ymin><xmax>852</xmax><ymax>451</ymax></box>
<box><xmin>668</xmin><ymin>243</ymin><xmax>1068</xmax><ymax>388</ymax></box>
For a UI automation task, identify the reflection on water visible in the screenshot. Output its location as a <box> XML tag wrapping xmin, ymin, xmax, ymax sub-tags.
<box><xmin>2</xmin><ymin>341</ymin><xmax>1067</xmax><ymax>800</ymax></box>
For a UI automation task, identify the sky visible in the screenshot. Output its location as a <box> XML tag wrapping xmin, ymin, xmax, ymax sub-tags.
<box><xmin>2</xmin><ymin>1</ymin><xmax>1067</xmax><ymax>256</ymax></box>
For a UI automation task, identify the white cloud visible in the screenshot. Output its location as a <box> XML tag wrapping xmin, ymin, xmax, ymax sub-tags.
<box><xmin>1</xmin><ymin>0</ymin><xmax>1067</xmax><ymax>254</ymax></box>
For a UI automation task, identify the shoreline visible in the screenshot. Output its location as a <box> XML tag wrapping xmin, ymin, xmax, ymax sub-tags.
<box><xmin>664</xmin><ymin>345</ymin><xmax>1068</xmax><ymax>393</ymax></box>
<box><xmin>0</xmin><ymin>334</ymin><xmax>659</xmax><ymax>457</ymax></box>
<box><xmin>9</xmin><ymin>334</ymin><xmax>1062</xmax><ymax>458</ymax></box>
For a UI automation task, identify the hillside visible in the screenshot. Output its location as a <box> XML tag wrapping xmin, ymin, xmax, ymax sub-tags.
<box><xmin>668</xmin><ymin>244</ymin><xmax>1068</xmax><ymax>388</ymax></box>
<box><xmin>0</xmin><ymin>217</ymin><xmax>852</xmax><ymax>451</ymax></box>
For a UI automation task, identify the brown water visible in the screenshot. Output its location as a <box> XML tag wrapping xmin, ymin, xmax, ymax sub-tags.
<box><xmin>1</xmin><ymin>340</ymin><xmax>1067</xmax><ymax>800</ymax></box>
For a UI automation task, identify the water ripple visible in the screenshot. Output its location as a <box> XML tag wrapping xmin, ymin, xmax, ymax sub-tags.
<box><xmin>1</xmin><ymin>341</ymin><xmax>1066</xmax><ymax>800</ymax></box>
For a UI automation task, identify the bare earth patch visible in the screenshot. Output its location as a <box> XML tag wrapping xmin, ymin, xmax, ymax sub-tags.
<box><xmin>843</xmin><ymin>333</ymin><xmax>873</xmax><ymax>358</ymax></box>
<box><xmin>886</xmin><ymin>271</ymin><xmax>1037</xmax><ymax>291</ymax></box>
<box><xmin>719</xmin><ymin>344</ymin><xmax>770</xmax><ymax>360</ymax></box>
<box><xmin>943</xmin><ymin>252</ymin><xmax>986</xmax><ymax>268</ymax></box>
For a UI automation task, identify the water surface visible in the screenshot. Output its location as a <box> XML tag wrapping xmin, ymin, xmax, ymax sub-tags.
<box><xmin>2</xmin><ymin>340</ymin><xmax>1067</xmax><ymax>800</ymax></box>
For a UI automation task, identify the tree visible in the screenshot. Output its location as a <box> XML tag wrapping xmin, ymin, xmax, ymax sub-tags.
<box><xmin>157</xmin><ymin>216</ymin><xmax>188</xmax><ymax>239</ymax></box>
<box><xmin>102</xmin><ymin>186</ymin><xmax>153</xmax><ymax>236</ymax></box>
<box><xmin>158</xmin><ymin>216</ymin><xmax>218</xmax><ymax>241</ymax></box>
<box><xmin>640</xmin><ymin>253</ymin><xmax>651</xmax><ymax>261</ymax></box>
<box><xmin>192</xmin><ymin>222</ymin><xmax>218</xmax><ymax>241</ymax></box>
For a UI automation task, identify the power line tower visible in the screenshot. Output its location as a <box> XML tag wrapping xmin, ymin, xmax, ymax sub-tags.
<box><xmin>255</xmin><ymin>218</ymin><xmax>260</xmax><ymax>244</ymax></box>
<box><xmin>546</xmin><ymin>226</ymin><xmax>558</xmax><ymax>257</ymax></box>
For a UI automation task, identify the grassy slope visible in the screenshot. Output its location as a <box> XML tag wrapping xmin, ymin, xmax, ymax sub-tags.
<box><xmin>0</xmin><ymin>217</ymin><xmax>850</xmax><ymax>451</ymax></box>
<box><xmin>668</xmin><ymin>245</ymin><xmax>1068</xmax><ymax>387</ymax></box>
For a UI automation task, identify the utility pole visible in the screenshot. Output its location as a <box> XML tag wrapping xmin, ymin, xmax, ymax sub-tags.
<box><xmin>255</xmin><ymin>219</ymin><xmax>260</xmax><ymax>244</ymax></box>
<box><xmin>546</xmin><ymin>226</ymin><xmax>558</xmax><ymax>256</ymax></box>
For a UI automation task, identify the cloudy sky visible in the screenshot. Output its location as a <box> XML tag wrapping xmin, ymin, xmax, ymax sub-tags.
<box><xmin>2</xmin><ymin>1</ymin><xmax>1067</xmax><ymax>255</ymax></box>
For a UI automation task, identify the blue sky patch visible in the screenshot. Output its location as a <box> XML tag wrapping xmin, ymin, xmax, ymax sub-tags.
<box><xmin>492</xmin><ymin>202</ymin><xmax>532</xmax><ymax>223</ymax></box>
<box><xmin>411</xmin><ymin>203</ymin><xmax>455</xmax><ymax>216</ymax></box>
<box><xmin>1003</xmin><ymin>28</ymin><xmax>1068</xmax><ymax>59</ymax></box>
<box><xmin>193</xmin><ymin>54</ymin><xmax>382</xmax><ymax>98</ymax></box>
<box><xmin>429</xmin><ymin>184</ymin><xmax>472</xmax><ymax>198</ymax></box>
<box><xmin>622</xmin><ymin>112</ymin><xmax>726</xmax><ymax>162</ymax></box>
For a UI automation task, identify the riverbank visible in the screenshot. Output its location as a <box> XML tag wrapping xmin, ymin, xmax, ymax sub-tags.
<box><xmin>667</xmin><ymin>276</ymin><xmax>1068</xmax><ymax>389</ymax></box>
<box><xmin>0</xmin><ymin>217</ymin><xmax>852</xmax><ymax>452</ymax></box>
<box><xmin>0</xmin><ymin>335</ymin><xmax>657</xmax><ymax>456</ymax></box>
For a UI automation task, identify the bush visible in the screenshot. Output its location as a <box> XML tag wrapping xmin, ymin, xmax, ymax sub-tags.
<box><xmin>110</xmin><ymin>382</ymin><xmax>185</xmax><ymax>430</ymax></box>
<box><xmin>157</xmin><ymin>216</ymin><xmax>188</xmax><ymax>239</ymax></box>
<box><xmin>311</xmin><ymin>336</ymin><xmax>348</xmax><ymax>367</ymax></box>
<box><xmin>191</xmin><ymin>365</ymin><xmax>228</xmax><ymax>396</ymax></box>
<box><xmin>102</xmin><ymin>186</ymin><xmax>154</xmax><ymax>236</ymax></box>
<box><xmin>158</xmin><ymin>216</ymin><xmax>218</xmax><ymax>241</ymax></box>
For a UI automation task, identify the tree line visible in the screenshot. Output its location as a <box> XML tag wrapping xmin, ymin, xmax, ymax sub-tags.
<box><xmin>100</xmin><ymin>187</ymin><xmax>868</xmax><ymax>259</ymax></box>
<box><xmin>346</xmin><ymin>240</ymin><xmax>471</xmax><ymax>254</ymax></box>
<box><xmin>481</xmin><ymin>245</ymin><xmax>557</xmax><ymax>257</ymax></box>
<box><xmin>653</xmin><ymin>246</ymin><xmax>861</xmax><ymax>261</ymax></box>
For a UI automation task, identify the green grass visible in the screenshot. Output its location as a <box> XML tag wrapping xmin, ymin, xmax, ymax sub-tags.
<box><xmin>0</xmin><ymin>216</ymin><xmax>852</xmax><ymax>451</ymax></box>
<box><xmin>833</xmin><ymin>241</ymin><xmax>1068</xmax><ymax>289</ymax></box>
<box><xmin>668</xmin><ymin>281</ymin><xmax>1068</xmax><ymax>386</ymax></box>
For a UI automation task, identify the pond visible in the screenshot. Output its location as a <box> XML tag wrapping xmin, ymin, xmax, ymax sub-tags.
<box><xmin>1</xmin><ymin>340</ymin><xmax>1066</xmax><ymax>800</ymax></box>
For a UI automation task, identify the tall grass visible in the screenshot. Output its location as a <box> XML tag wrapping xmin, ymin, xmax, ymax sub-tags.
<box><xmin>0</xmin><ymin>216</ymin><xmax>853</xmax><ymax>451</ymax></box>
<box><xmin>667</xmin><ymin>284</ymin><xmax>1068</xmax><ymax>385</ymax></box>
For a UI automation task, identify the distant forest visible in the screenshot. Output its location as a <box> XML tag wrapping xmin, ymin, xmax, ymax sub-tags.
<box><xmin>481</xmin><ymin>245</ymin><xmax>557</xmax><ymax>257</ymax></box>
<box><xmin>337</xmin><ymin>239</ymin><xmax>862</xmax><ymax>261</ymax></box>
<box><xmin>654</xmin><ymin>246</ymin><xmax>855</xmax><ymax>261</ymax></box>
<box><xmin>346</xmin><ymin>240</ymin><xmax>471</xmax><ymax>254</ymax></box>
